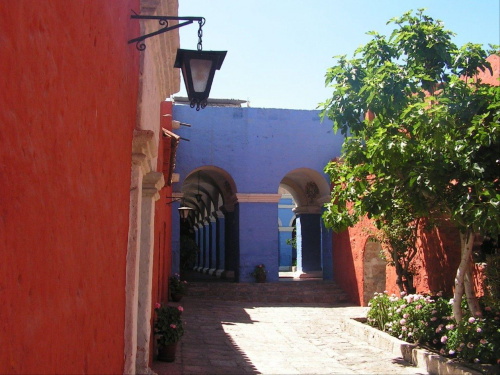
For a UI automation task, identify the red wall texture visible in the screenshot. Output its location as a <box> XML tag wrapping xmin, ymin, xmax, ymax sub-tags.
<box><xmin>0</xmin><ymin>1</ymin><xmax>140</xmax><ymax>373</ymax></box>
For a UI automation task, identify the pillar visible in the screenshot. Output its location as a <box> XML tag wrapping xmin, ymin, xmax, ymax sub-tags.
<box><xmin>136</xmin><ymin>172</ymin><xmax>164</xmax><ymax>374</ymax></box>
<box><xmin>208</xmin><ymin>215</ymin><xmax>217</xmax><ymax>275</ymax></box>
<box><xmin>203</xmin><ymin>218</ymin><xmax>210</xmax><ymax>273</ymax></box>
<box><xmin>215</xmin><ymin>211</ymin><xmax>226</xmax><ymax>278</ymax></box>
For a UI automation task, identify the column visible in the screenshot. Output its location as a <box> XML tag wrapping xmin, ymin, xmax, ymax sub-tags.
<box><xmin>195</xmin><ymin>223</ymin><xmax>204</xmax><ymax>272</ymax></box>
<box><xmin>203</xmin><ymin>218</ymin><xmax>210</xmax><ymax>274</ymax></box>
<box><xmin>208</xmin><ymin>215</ymin><xmax>217</xmax><ymax>275</ymax></box>
<box><xmin>136</xmin><ymin>172</ymin><xmax>164</xmax><ymax>374</ymax></box>
<box><xmin>124</xmin><ymin>129</ymin><xmax>157</xmax><ymax>375</ymax></box>
<box><xmin>193</xmin><ymin>226</ymin><xmax>200</xmax><ymax>269</ymax></box>
<box><xmin>297</xmin><ymin>213</ymin><xmax>322</xmax><ymax>276</ymax></box>
<box><xmin>215</xmin><ymin>211</ymin><xmax>226</xmax><ymax>278</ymax></box>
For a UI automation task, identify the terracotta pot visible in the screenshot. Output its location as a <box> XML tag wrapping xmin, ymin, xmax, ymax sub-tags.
<box><xmin>157</xmin><ymin>342</ymin><xmax>178</xmax><ymax>362</ymax></box>
<box><xmin>171</xmin><ymin>292</ymin><xmax>183</xmax><ymax>302</ymax></box>
<box><xmin>256</xmin><ymin>274</ymin><xmax>266</xmax><ymax>283</ymax></box>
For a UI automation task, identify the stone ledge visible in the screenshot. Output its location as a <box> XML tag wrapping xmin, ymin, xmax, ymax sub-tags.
<box><xmin>341</xmin><ymin>318</ymin><xmax>483</xmax><ymax>375</ymax></box>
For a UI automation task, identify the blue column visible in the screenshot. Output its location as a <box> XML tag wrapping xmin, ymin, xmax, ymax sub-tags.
<box><xmin>203</xmin><ymin>218</ymin><xmax>210</xmax><ymax>273</ymax></box>
<box><xmin>215</xmin><ymin>211</ymin><xmax>226</xmax><ymax>277</ymax></box>
<box><xmin>209</xmin><ymin>216</ymin><xmax>217</xmax><ymax>275</ymax></box>
<box><xmin>297</xmin><ymin>213</ymin><xmax>322</xmax><ymax>273</ymax></box>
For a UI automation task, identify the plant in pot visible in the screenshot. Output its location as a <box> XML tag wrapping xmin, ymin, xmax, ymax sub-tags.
<box><xmin>251</xmin><ymin>264</ymin><xmax>267</xmax><ymax>283</ymax></box>
<box><xmin>169</xmin><ymin>273</ymin><xmax>187</xmax><ymax>302</ymax></box>
<box><xmin>154</xmin><ymin>303</ymin><xmax>185</xmax><ymax>362</ymax></box>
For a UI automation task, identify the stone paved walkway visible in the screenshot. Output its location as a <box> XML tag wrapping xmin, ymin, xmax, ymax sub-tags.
<box><xmin>151</xmin><ymin>297</ymin><xmax>428</xmax><ymax>375</ymax></box>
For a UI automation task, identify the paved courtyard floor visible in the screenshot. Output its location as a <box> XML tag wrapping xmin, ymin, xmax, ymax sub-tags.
<box><xmin>151</xmin><ymin>297</ymin><xmax>428</xmax><ymax>375</ymax></box>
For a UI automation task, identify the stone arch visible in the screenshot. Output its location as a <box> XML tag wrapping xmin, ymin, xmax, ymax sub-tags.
<box><xmin>363</xmin><ymin>237</ymin><xmax>386</xmax><ymax>305</ymax></box>
<box><xmin>177</xmin><ymin>166</ymin><xmax>238</xmax><ymax>279</ymax></box>
<box><xmin>279</xmin><ymin>168</ymin><xmax>332</xmax><ymax>279</ymax></box>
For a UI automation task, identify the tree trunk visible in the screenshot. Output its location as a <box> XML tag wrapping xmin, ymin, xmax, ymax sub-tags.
<box><xmin>453</xmin><ymin>228</ymin><xmax>476</xmax><ymax>321</ymax></box>
<box><xmin>464</xmin><ymin>265</ymin><xmax>482</xmax><ymax>318</ymax></box>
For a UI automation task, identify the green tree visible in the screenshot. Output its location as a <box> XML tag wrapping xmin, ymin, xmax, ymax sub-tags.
<box><xmin>321</xmin><ymin>9</ymin><xmax>500</xmax><ymax>321</ymax></box>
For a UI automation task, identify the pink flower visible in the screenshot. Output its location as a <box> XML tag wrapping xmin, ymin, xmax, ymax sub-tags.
<box><xmin>485</xmin><ymin>306</ymin><xmax>492</xmax><ymax>312</ymax></box>
<box><xmin>415</xmin><ymin>304</ymin><xmax>422</xmax><ymax>310</ymax></box>
<box><xmin>400</xmin><ymin>319</ymin><xmax>406</xmax><ymax>325</ymax></box>
<box><xmin>441</xmin><ymin>336</ymin><xmax>448</xmax><ymax>343</ymax></box>
<box><xmin>449</xmin><ymin>350</ymin><xmax>455</xmax><ymax>355</ymax></box>
<box><xmin>476</xmin><ymin>327</ymin><xmax>482</xmax><ymax>333</ymax></box>
<box><xmin>431</xmin><ymin>317</ymin><xmax>437</xmax><ymax>322</ymax></box>
<box><xmin>402</xmin><ymin>326</ymin><xmax>407</xmax><ymax>331</ymax></box>
<box><xmin>480</xmin><ymin>339</ymin><xmax>488</xmax><ymax>345</ymax></box>
<box><xmin>431</xmin><ymin>310</ymin><xmax>437</xmax><ymax>315</ymax></box>
<box><xmin>468</xmin><ymin>317</ymin><xmax>476</xmax><ymax>324</ymax></box>
<box><xmin>170</xmin><ymin>324</ymin><xmax>177</xmax><ymax>329</ymax></box>
<box><xmin>403</xmin><ymin>313</ymin><xmax>409</xmax><ymax>319</ymax></box>
<box><xmin>178</xmin><ymin>306</ymin><xmax>184</xmax><ymax>312</ymax></box>
<box><xmin>155</xmin><ymin>302</ymin><xmax>161</xmax><ymax>309</ymax></box>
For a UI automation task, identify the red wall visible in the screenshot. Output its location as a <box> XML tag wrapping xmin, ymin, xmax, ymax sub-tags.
<box><xmin>0</xmin><ymin>1</ymin><xmax>139</xmax><ymax>373</ymax></box>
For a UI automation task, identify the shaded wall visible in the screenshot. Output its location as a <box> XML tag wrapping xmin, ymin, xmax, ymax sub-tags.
<box><xmin>0</xmin><ymin>1</ymin><xmax>139</xmax><ymax>373</ymax></box>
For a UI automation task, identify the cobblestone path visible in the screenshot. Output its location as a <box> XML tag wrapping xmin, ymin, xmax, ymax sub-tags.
<box><xmin>152</xmin><ymin>298</ymin><xmax>428</xmax><ymax>375</ymax></box>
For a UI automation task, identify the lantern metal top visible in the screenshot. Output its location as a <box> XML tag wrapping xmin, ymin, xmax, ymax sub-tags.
<box><xmin>128</xmin><ymin>12</ymin><xmax>226</xmax><ymax>110</ymax></box>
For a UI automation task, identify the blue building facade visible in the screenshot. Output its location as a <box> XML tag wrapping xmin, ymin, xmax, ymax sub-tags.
<box><xmin>171</xmin><ymin>103</ymin><xmax>343</xmax><ymax>282</ymax></box>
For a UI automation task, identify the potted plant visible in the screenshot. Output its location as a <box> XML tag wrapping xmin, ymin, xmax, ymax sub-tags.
<box><xmin>169</xmin><ymin>273</ymin><xmax>187</xmax><ymax>302</ymax></box>
<box><xmin>251</xmin><ymin>264</ymin><xmax>267</xmax><ymax>283</ymax></box>
<box><xmin>154</xmin><ymin>303</ymin><xmax>185</xmax><ymax>362</ymax></box>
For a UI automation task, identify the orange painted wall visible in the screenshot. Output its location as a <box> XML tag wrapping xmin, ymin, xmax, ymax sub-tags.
<box><xmin>0</xmin><ymin>1</ymin><xmax>139</xmax><ymax>373</ymax></box>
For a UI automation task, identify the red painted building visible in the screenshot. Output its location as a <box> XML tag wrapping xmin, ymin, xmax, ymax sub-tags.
<box><xmin>332</xmin><ymin>54</ymin><xmax>500</xmax><ymax>306</ymax></box>
<box><xmin>0</xmin><ymin>1</ymin><xmax>180</xmax><ymax>373</ymax></box>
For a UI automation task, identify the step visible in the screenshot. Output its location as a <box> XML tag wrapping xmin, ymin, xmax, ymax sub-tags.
<box><xmin>184</xmin><ymin>280</ymin><xmax>349</xmax><ymax>304</ymax></box>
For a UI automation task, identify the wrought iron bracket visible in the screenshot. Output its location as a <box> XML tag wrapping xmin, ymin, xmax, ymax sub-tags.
<box><xmin>128</xmin><ymin>12</ymin><xmax>205</xmax><ymax>51</ymax></box>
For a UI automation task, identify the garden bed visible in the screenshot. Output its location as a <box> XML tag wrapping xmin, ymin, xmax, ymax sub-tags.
<box><xmin>341</xmin><ymin>317</ymin><xmax>498</xmax><ymax>375</ymax></box>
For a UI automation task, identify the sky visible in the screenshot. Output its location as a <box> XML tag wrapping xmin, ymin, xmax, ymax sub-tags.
<box><xmin>176</xmin><ymin>0</ymin><xmax>500</xmax><ymax>110</ymax></box>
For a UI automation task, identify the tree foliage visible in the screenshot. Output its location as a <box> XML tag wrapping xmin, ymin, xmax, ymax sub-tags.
<box><xmin>320</xmin><ymin>9</ymin><xmax>500</xmax><ymax>321</ymax></box>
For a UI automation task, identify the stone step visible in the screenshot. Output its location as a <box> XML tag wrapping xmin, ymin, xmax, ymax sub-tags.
<box><xmin>184</xmin><ymin>280</ymin><xmax>349</xmax><ymax>304</ymax></box>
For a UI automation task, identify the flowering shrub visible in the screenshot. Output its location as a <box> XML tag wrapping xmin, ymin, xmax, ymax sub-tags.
<box><xmin>367</xmin><ymin>292</ymin><xmax>500</xmax><ymax>365</ymax></box>
<box><xmin>154</xmin><ymin>303</ymin><xmax>185</xmax><ymax>347</ymax></box>
<box><xmin>169</xmin><ymin>273</ymin><xmax>187</xmax><ymax>295</ymax></box>
<box><xmin>250</xmin><ymin>264</ymin><xmax>267</xmax><ymax>278</ymax></box>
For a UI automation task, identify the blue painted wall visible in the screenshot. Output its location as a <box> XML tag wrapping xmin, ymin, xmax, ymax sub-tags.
<box><xmin>173</xmin><ymin>106</ymin><xmax>341</xmax><ymax>191</ymax></box>
<box><xmin>173</xmin><ymin>105</ymin><xmax>342</xmax><ymax>281</ymax></box>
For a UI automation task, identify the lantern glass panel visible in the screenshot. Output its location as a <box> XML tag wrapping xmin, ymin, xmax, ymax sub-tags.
<box><xmin>190</xmin><ymin>59</ymin><xmax>213</xmax><ymax>92</ymax></box>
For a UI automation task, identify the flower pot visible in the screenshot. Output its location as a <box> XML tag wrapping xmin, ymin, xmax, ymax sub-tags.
<box><xmin>256</xmin><ymin>274</ymin><xmax>266</xmax><ymax>283</ymax></box>
<box><xmin>157</xmin><ymin>342</ymin><xmax>178</xmax><ymax>362</ymax></box>
<box><xmin>171</xmin><ymin>292</ymin><xmax>183</xmax><ymax>302</ymax></box>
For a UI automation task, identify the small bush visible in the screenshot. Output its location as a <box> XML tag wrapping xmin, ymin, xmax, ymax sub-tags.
<box><xmin>367</xmin><ymin>292</ymin><xmax>500</xmax><ymax>365</ymax></box>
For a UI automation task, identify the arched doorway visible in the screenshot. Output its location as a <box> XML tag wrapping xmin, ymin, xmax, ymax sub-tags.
<box><xmin>278</xmin><ymin>168</ymin><xmax>333</xmax><ymax>279</ymax></box>
<box><xmin>363</xmin><ymin>238</ymin><xmax>386</xmax><ymax>305</ymax></box>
